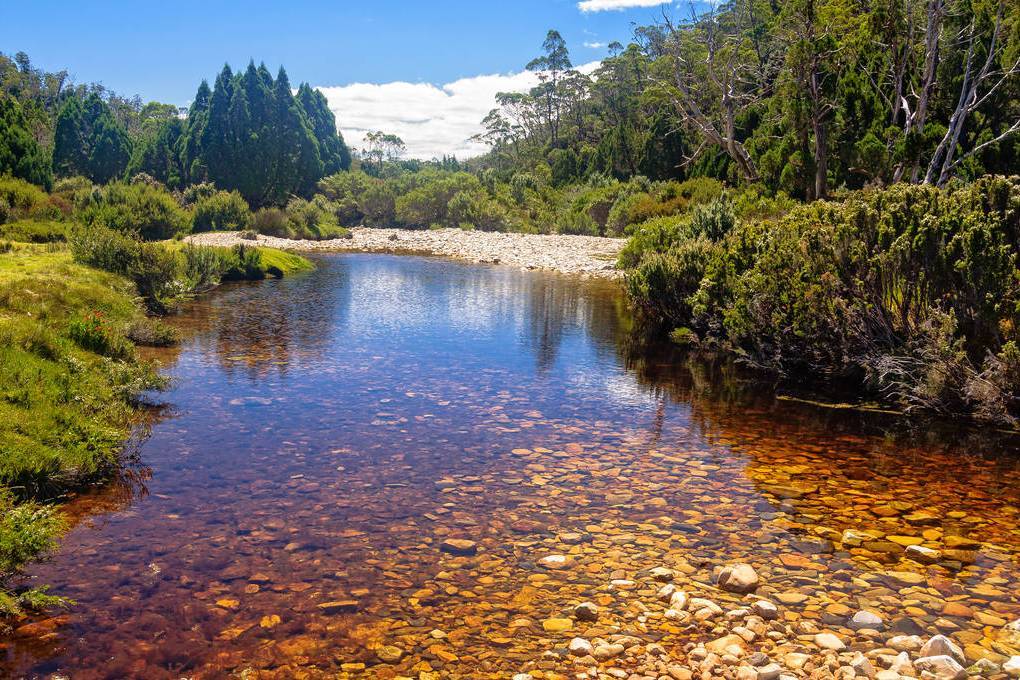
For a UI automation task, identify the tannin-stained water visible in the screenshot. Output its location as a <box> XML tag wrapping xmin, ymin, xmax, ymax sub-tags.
<box><xmin>2</xmin><ymin>254</ymin><xmax>1018</xmax><ymax>679</ymax></box>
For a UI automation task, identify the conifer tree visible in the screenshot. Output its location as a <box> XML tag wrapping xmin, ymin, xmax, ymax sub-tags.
<box><xmin>0</xmin><ymin>97</ymin><xmax>52</xmax><ymax>188</ymax></box>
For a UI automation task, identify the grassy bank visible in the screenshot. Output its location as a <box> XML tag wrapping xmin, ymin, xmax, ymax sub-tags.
<box><xmin>0</xmin><ymin>239</ymin><xmax>311</xmax><ymax>622</ymax></box>
<box><xmin>621</xmin><ymin>176</ymin><xmax>1020</xmax><ymax>424</ymax></box>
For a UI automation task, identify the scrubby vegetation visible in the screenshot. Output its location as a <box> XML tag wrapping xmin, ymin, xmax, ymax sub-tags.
<box><xmin>622</xmin><ymin>176</ymin><xmax>1020</xmax><ymax>424</ymax></box>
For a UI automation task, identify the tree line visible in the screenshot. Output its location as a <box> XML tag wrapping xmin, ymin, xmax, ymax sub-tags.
<box><xmin>1</xmin><ymin>53</ymin><xmax>351</xmax><ymax>206</ymax></box>
<box><xmin>474</xmin><ymin>0</ymin><xmax>1020</xmax><ymax>200</ymax></box>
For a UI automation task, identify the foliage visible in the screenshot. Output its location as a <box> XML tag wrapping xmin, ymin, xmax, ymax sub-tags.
<box><xmin>0</xmin><ymin>175</ymin><xmax>61</xmax><ymax>223</ymax></box>
<box><xmin>0</xmin><ymin>98</ymin><xmax>51</xmax><ymax>189</ymax></box>
<box><xmin>77</xmin><ymin>181</ymin><xmax>189</xmax><ymax>241</ymax></box>
<box><xmin>0</xmin><ymin>219</ymin><xmax>68</xmax><ymax>243</ymax></box>
<box><xmin>191</xmin><ymin>190</ymin><xmax>251</xmax><ymax>232</ymax></box>
<box><xmin>623</xmin><ymin>176</ymin><xmax>1020</xmax><ymax>422</ymax></box>
<box><xmin>180</xmin><ymin>62</ymin><xmax>349</xmax><ymax>206</ymax></box>
<box><xmin>251</xmin><ymin>207</ymin><xmax>291</xmax><ymax>237</ymax></box>
<box><xmin>52</xmin><ymin>93</ymin><xmax>131</xmax><ymax>183</ymax></box>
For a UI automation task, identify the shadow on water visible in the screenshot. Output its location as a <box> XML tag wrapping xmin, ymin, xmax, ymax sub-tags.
<box><xmin>2</xmin><ymin>253</ymin><xmax>1018</xmax><ymax>679</ymax></box>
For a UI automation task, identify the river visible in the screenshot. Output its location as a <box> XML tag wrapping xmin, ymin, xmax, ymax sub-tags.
<box><xmin>3</xmin><ymin>254</ymin><xmax>1018</xmax><ymax>678</ymax></box>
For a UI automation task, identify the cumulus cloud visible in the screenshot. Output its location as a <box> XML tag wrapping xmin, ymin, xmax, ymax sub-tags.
<box><xmin>315</xmin><ymin>62</ymin><xmax>600</xmax><ymax>160</ymax></box>
<box><xmin>584</xmin><ymin>41</ymin><xmax>607</xmax><ymax>48</ymax></box>
<box><xmin>578</xmin><ymin>0</ymin><xmax>670</xmax><ymax>12</ymax></box>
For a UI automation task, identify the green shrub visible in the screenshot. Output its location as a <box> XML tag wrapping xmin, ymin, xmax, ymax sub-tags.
<box><xmin>285</xmin><ymin>196</ymin><xmax>348</xmax><ymax>239</ymax></box>
<box><xmin>617</xmin><ymin>216</ymin><xmax>693</xmax><ymax>269</ymax></box>
<box><xmin>191</xmin><ymin>190</ymin><xmax>251</xmax><ymax>232</ymax></box>
<box><xmin>78</xmin><ymin>182</ymin><xmax>190</xmax><ymax>241</ymax></box>
<box><xmin>0</xmin><ymin>176</ymin><xmax>60</xmax><ymax>223</ymax></box>
<box><xmin>69</xmin><ymin>224</ymin><xmax>140</xmax><ymax>275</ymax></box>
<box><xmin>128</xmin><ymin>242</ymin><xmax>183</xmax><ymax>312</ymax></box>
<box><xmin>622</xmin><ymin>175</ymin><xmax>1020</xmax><ymax>422</ymax></box>
<box><xmin>0</xmin><ymin>220</ymin><xmax>69</xmax><ymax>243</ymax></box>
<box><xmin>558</xmin><ymin>210</ymin><xmax>599</xmax><ymax>236</ymax></box>
<box><xmin>222</xmin><ymin>243</ymin><xmax>265</xmax><ymax>281</ymax></box>
<box><xmin>625</xmin><ymin>237</ymin><xmax>719</xmax><ymax>327</ymax></box>
<box><xmin>180</xmin><ymin>182</ymin><xmax>217</xmax><ymax>207</ymax></box>
<box><xmin>252</xmin><ymin>207</ymin><xmax>293</xmax><ymax>238</ymax></box>
<box><xmin>674</xmin><ymin>177</ymin><xmax>725</xmax><ymax>205</ymax></box>
<box><xmin>688</xmin><ymin>194</ymin><xmax>736</xmax><ymax>241</ymax></box>
<box><xmin>0</xmin><ymin>490</ymin><xmax>63</xmax><ymax>585</ymax></box>
<box><xmin>67</xmin><ymin>310</ymin><xmax>133</xmax><ymax>360</ymax></box>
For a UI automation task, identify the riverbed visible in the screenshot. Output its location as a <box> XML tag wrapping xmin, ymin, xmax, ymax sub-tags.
<box><xmin>2</xmin><ymin>254</ymin><xmax>1018</xmax><ymax>679</ymax></box>
<box><xmin>185</xmin><ymin>228</ymin><xmax>625</xmax><ymax>278</ymax></box>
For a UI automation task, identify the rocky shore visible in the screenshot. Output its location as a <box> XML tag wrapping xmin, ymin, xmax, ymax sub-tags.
<box><xmin>488</xmin><ymin>558</ymin><xmax>1020</xmax><ymax>680</ymax></box>
<box><xmin>184</xmin><ymin>228</ymin><xmax>625</xmax><ymax>279</ymax></box>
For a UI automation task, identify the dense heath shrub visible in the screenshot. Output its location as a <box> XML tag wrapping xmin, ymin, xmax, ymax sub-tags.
<box><xmin>191</xmin><ymin>190</ymin><xmax>251</xmax><ymax>232</ymax></box>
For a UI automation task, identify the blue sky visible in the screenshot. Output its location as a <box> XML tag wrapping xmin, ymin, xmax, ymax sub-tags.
<box><xmin>3</xmin><ymin>0</ymin><xmax>679</xmax><ymax>157</ymax></box>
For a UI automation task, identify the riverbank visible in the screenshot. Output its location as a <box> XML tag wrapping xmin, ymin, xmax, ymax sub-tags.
<box><xmin>0</xmin><ymin>241</ymin><xmax>312</xmax><ymax>623</ymax></box>
<box><xmin>185</xmin><ymin>227</ymin><xmax>625</xmax><ymax>279</ymax></box>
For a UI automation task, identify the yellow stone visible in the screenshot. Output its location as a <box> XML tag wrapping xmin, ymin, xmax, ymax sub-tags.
<box><xmin>542</xmin><ymin>618</ymin><xmax>573</xmax><ymax>633</ymax></box>
<box><xmin>260</xmin><ymin>614</ymin><xmax>282</xmax><ymax>629</ymax></box>
<box><xmin>215</xmin><ymin>598</ymin><xmax>240</xmax><ymax>609</ymax></box>
<box><xmin>887</xmin><ymin>535</ymin><xmax>924</xmax><ymax>547</ymax></box>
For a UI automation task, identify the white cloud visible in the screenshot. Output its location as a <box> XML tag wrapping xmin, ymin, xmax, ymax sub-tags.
<box><xmin>315</xmin><ymin>62</ymin><xmax>600</xmax><ymax>160</ymax></box>
<box><xmin>584</xmin><ymin>41</ymin><xmax>607</xmax><ymax>48</ymax></box>
<box><xmin>578</xmin><ymin>0</ymin><xmax>669</xmax><ymax>11</ymax></box>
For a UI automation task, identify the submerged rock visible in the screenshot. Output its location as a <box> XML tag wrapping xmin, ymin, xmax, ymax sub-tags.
<box><xmin>714</xmin><ymin>563</ymin><xmax>760</xmax><ymax>593</ymax></box>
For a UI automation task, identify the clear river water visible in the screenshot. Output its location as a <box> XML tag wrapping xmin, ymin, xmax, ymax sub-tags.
<box><xmin>2</xmin><ymin>254</ymin><xmax>1018</xmax><ymax>679</ymax></box>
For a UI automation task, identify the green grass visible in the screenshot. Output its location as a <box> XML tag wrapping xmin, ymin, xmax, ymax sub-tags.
<box><xmin>0</xmin><ymin>240</ymin><xmax>311</xmax><ymax>620</ymax></box>
<box><xmin>0</xmin><ymin>244</ymin><xmax>168</xmax><ymax>619</ymax></box>
<box><xmin>0</xmin><ymin>244</ymin><xmax>163</xmax><ymax>495</ymax></box>
<box><xmin>256</xmin><ymin>246</ymin><xmax>315</xmax><ymax>276</ymax></box>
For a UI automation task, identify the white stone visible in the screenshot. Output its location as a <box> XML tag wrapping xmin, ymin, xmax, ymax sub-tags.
<box><xmin>752</xmin><ymin>600</ymin><xmax>779</xmax><ymax>620</ymax></box>
<box><xmin>538</xmin><ymin>554</ymin><xmax>570</xmax><ymax>569</ymax></box>
<box><xmin>814</xmin><ymin>632</ymin><xmax>846</xmax><ymax>651</ymax></box>
<box><xmin>569</xmin><ymin>637</ymin><xmax>594</xmax><ymax>657</ymax></box>
<box><xmin>914</xmin><ymin>655</ymin><xmax>967</xmax><ymax>680</ymax></box>
<box><xmin>887</xmin><ymin>634</ymin><xmax>923</xmax><ymax>652</ymax></box>
<box><xmin>714</xmin><ymin>563</ymin><xmax>760</xmax><ymax>593</ymax></box>
<box><xmin>1002</xmin><ymin>656</ymin><xmax>1020</xmax><ymax>678</ymax></box>
<box><xmin>919</xmin><ymin>634</ymin><xmax>965</xmax><ymax>664</ymax></box>
<box><xmin>849</xmin><ymin>610</ymin><xmax>884</xmax><ymax>631</ymax></box>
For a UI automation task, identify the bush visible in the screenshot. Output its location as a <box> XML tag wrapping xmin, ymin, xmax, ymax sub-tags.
<box><xmin>252</xmin><ymin>208</ymin><xmax>292</xmax><ymax>238</ymax></box>
<box><xmin>180</xmin><ymin>182</ymin><xmax>217</xmax><ymax>207</ymax></box>
<box><xmin>181</xmin><ymin>243</ymin><xmax>229</xmax><ymax>289</ymax></box>
<box><xmin>285</xmin><ymin>196</ymin><xmax>348</xmax><ymax>240</ymax></box>
<box><xmin>221</xmin><ymin>244</ymin><xmax>265</xmax><ymax>281</ymax></box>
<box><xmin>0</xmin><ymin>220</ymin><xmax>69</xmax><ymax>243</ymax></box>
<box><xmin>625</xmin><ymin>237</ymin><xmax>719</xmax><ymax>327</ymax></box>
<box><xmin>0</xmin><ymin>490</ymin><xmax>63</xmax><ymax>590</ymax></box>
<box><xmin>128</xmin><ymin>242</ymin><xmax>183</xmax><ymax>312</ymax></box>
<box><xmin>617</xmin><ymin>216</ymin><xmax>693</xmax><ymax>269</ymax></box>
<box><xmin>558</xmin><ymin>210</ymin><xmax>599</xmax><ymax>236</ymax></box>
<box><xmin>191</xmin><ymin>190</ymin><xmax>251</xmax><ymax>232</ymax></box>
<box><xmin>674</xmin><ymin>177</ymin><xmax>725</xmax><ymax>205</ymax></box>
<box><xmin>78</xmin><ymin>182</ymin><xmax>190</xmax><ymax>241</ymax></box>
<box><xmin>67</xmin><ymin>310</ymin><xmax>132</xmax><ymax>360</ymax></box>
<box><xmin>69</xmin><ymin>224</ymin><xmax>140</xmax><ymax>275</ymax></box>
<box><xmin>622</xmin><ymin>175</ymin><xmax>1020</xmax><ymax>423</ymax></box>
<box><xmin>0</xmin><ymin>176</ymin><xmax>60</xmax><ymax>223</ymax></box>
<box><xmin>688</xmin><ymin>194</ymin><xmax>735</xmax><ymax>241</ymax></box>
